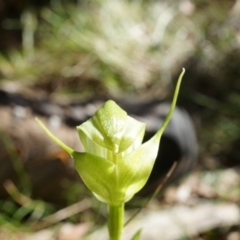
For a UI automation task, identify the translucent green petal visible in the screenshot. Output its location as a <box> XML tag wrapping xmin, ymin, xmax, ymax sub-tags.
<box><xmin>78</xmin><ymin>101</ymin><xmax>145</xmax><ymax>155</ymax></box>
<box><xmin>77</xmin><ymin>118</ymin><xmax>105</xmax><ymax>151</ymax></box>
<box><xmin>78</xmin><ymin>127</ymin><xmax>115</xmax><ymax>161</ymax></box>
<box><xmin>115</xmin><ymin>68</ymin><xmax>186</xmax><ymax>199</ymax></box>
<box><xmin>77</xmin><ymin>100</ymin><xmax>127</xmax><ymax>153</ymax></box>
<box><xmin>117</xmin><ymin>134</ymin><xmax>160</xmax><ymax>200</ymax></box>
<box><xmin>73</xmin><ymin>151</ymin><xmax>124</xmax><ymax>205</ymax></box>
<box><xmin>95</xmin><ymin>100</ymin><xmax>127</xmax><ymax>153</ymax></box>
<box><xmin>118</xmin><ymin>116</ymin><xmax>145</xmax><ymax>154</ymax></box>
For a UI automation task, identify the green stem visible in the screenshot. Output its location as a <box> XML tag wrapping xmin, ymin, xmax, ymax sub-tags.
<box><xmin>108</xmin><ymin>203</ymin><xmax>124</xmax><ymax>240</ymax></box>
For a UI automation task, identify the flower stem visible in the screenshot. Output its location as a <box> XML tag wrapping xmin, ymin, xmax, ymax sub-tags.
<box><xmin>108</xmin><ymin>203</ymin><xmax>124</xmax><ymax>240</ymax></box>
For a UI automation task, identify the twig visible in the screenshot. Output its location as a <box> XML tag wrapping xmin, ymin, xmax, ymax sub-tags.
<box><xmin>30</xmin><ymin>198</ymin><xmax>92</xmax><ymax>230</ymax></box>
<box><xmin>4</xmin><ymin>180</ymin><xmax>32</xmax><ymax>206</ymax></box>
<box><xmin>4</xmin><ymin>180</ymin><xmax>92</xmax><ymax>230</ymax></box>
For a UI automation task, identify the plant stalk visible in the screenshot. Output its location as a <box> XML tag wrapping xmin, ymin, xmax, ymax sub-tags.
<box><xmin>108</xmin><ymin>203</ymin><xmax>124</xmax><ymax>240</ymax></box>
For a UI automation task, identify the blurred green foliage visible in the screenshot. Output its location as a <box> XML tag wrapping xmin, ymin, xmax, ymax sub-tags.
<box><xmin>0</xmin><ymin>0</ymin><xmax>239</xmax><ymax>181</ymax></box>
<box><xmin>0</xmin><ymin>0</ymin><xmax>200</xmax><ymax>98</ymax></box>
<box><xmin>0</xmin><ymin>0</ymin><xmax>239</xmax><ymax>237</ymax></box>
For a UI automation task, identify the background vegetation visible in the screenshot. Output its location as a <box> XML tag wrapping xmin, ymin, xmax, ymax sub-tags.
<box><xmin>0</xmin><ymin>0</ymin><xmax>239</xmax><ymax>239</ymax></box>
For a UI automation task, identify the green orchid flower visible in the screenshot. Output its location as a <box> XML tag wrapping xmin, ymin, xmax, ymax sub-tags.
<box><xmin>36</xmin><ymin>69</ymin><xmax>184</xmax><ymax>240</ymax></box>
<box><xmin>36</xmin><ymin>69</ymin><xmax>185</xmax><ymax>207</ymax></box>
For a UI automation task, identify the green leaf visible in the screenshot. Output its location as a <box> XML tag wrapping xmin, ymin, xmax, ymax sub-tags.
<box><xmin>130</xmin><ymin>229</ymin><xmax>142</xmax><ymax>240</ymax></box>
